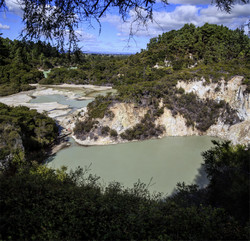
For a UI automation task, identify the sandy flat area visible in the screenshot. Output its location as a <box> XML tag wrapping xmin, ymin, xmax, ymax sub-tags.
<box><xmin>23</xmin><ymin>102</ymin><xmax>69</xmax><ymax>111</ymax></box>
<box><xmin>30</xmin><ymin>83</ymin><xmax>112</xmax><ymax>91</ymax></box>
<box><xmin>0</xmin><ymin>91</ymin><xmax>33</xmax><ymax>106</ymax></box>
<box><xmin>47</xmin><ymin>109</ymin><xmax>72</xmax><ymax>118</ymax></box>
<box><xmin>31</xmin><ymin>87</ymin><xmax>80</xmax><ymax>100</ymax></box>
<box><xmin>0</xmin><ymin>87</ymin><xmax>71</xmax><ymax>118</ymax></box>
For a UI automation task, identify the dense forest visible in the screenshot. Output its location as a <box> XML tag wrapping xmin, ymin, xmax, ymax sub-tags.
<box><xmin>46</xmin><ymin>24</ymin><xmax>250</xmax><ymax>88</ymax></box>
<box><xmin>0</xmin><ymin>35</ymin><xmax>85</xmax><ymax>96</ymax></box>
<box><xmin>0</xmin><ymin>23</ymin><xmax>250</xmax><ymax>240</ymax></box>
<box><xmin>0</xmin><ymin>34</ymin><xmax>128</xmax><ymax>96</ymax></box>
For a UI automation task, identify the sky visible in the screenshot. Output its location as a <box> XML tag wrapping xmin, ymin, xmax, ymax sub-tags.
<box><xmin>0</xmin><ymin>0</ymin><xmax>249</xmax><ymax>54</ymax></box>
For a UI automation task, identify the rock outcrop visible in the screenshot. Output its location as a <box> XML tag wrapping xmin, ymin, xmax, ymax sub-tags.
<box><xmin>72</xmin><ymin>103</ymin><xmax>149</xmax><ymax>145</ymax></box>
<box><xmin>155</xmin><ymin>109</ymin><xmax>197</xmax><ymax>137</ymax></box>
<box><xmin>177</xmin><ymin>76</ymin><xmax>249</xmax><ymax>145</ymax></box>
<box><xmin>72</xmin><ymin>76</ymin><xmax>249</xmax><ymax>146</ymax></box>
<box><xmin>177</xmin><ymin>76</ymin><xmax>249</xmax><ymax>120</ymax></box>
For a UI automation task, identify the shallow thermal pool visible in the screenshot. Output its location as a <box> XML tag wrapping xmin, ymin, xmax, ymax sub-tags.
<box><xmin>29</xmin><ymin>88</ymin><xmax>116</xmax><ymax>110</ymax></box>
<box><xmin>30</xmin><ymin>94</ymin><xmax>92</xmax><ymax>109</ymax></box>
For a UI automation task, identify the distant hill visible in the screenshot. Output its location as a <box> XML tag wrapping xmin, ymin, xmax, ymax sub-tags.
<box><xmin>144</xmin><ymin>23</ymin><xmax>249</xmax><ymax>67</ymax></box>
<box><xmin>72</xmin><ymin>24</ymin><xmax>250</xmax><ymax>144</ymax></box>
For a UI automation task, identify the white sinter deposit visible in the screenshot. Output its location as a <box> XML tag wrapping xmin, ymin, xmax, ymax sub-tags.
<box><xmin>0</xmin><ymin>84</ymin><xmax>110</xmax><ymax>119</ymax></box>
<box><xmin>0</xmin><ymin>87</ymin><xmax>71</xmax><ymax>118</ymax></box>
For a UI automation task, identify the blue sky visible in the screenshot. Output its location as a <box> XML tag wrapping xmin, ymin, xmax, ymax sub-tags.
<box><xmin>0</xmin><ymin>0</ymin><xmax>249</xmax><ymax>54</ymax></box>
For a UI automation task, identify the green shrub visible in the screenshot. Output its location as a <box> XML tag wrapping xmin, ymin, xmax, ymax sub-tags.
<box><xmin>101</xmin><ymin>126</ymin><xmax>110</xmax><ymax>136</ymax></box>
<box><xmin>110</xmin><ymin>129</ymin><xmax>118</xmax><ymax>138</ymax></box>
<box><xmin>73</xmin><ymin>118</ymin><xmax>98</xmax><ymax>137</ymax></box>
<box><xmin>87</xmin><ymin>96</ymin><xmax>112</xmax><ymax>119</ymax></box>
<box><xmin>0</xmin><ymin>103</ymin><xmax>58</xmax><ymax>163</ymax></box>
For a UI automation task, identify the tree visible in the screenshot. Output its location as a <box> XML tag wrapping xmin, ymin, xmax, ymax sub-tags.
<box><xmin>0</xmin><ymin>162</ymin><xmax>247</xmax><ymax>240</ymax></box>
<box><xmin>202</xmin><ymin>140</ymin><xmax>250</xmax><ymax>224</ymax></box>
<box><xmin>0</xmin><ymin>0</ymin><xmax>249</xmax><ymax>50</ymax></box>
<box><xmin>0</xmin><ymin>33</ymin><xmax>9</xmax><ymax>65</ymax></box>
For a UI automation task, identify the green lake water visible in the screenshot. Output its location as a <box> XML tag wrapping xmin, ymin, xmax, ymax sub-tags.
<box><xmin>30</xmin><ymin>94</ymin><xmax>92</xmax><ymax>109</ymax></box>
<box><xmin>30</xmin><ymin>86</ymin><xmax>218</xmax><ymax>195</ymax></box>
<box><xmin>29</xmin><ymin>89</ymin><xmax>115</xmax><ymax>109</ymax></box>
<box><xmin>47</xmin><ymin>136</ymin><xmax>217</xmax><ymax>195</ymax></box>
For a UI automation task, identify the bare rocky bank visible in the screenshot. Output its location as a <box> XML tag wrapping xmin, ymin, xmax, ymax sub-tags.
<box><xmin>1</xmin><ymin>80</ymin><xmax>248</xmax><ymax>147</ymax></box>
<box><xmin>70</xmin><ymin>76</ymin><xmax>249</xmax><ymax>146</ymax></box>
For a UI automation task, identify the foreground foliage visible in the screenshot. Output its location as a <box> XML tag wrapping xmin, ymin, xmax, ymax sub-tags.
<box><xmin>203</xmin><ymin>141</ymin><xmax>250</xmax><ymax>224</ymax></box>
<box><xmin>0</xmin><ymin>141</ymin><xmax>249</xmax><ymax>240</ymax></box>
<box><xmin>0</xmin><ymin>103</ymin><xmax>58</xmax><ymax>165</ymax></box>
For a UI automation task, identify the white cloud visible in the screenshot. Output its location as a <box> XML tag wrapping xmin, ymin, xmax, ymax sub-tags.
<box><xmin>62</xmin><ymin>29</ymin><xmax>96</xmax><ymax>48</ymax></box>
<box><xmin>75</xmin><ymin>30</ymin><xmax>96</xmax><ymax>42</ymax></box>
<box><xmin>102</xmin><ymin>3</ymin><xmax>250</xmax><ymax>38</ymax></box>
<box><xmin>199</xmin><ymin>4</ymin><xmax>250</xmax><ymax>29</ymax></box>
<box><xmin>168</xmin><ymin>0</ymin><xmax>211</xmax><ymax>4</ymax></box>
<box><xmin>5</xmin><ymin>0</ymin><xmax>23</xmax><ymax>17</ymax></box>
<box><xmin>0</xmin><ymin>23</ymin><xmax>10</xmax><ymax>29</ymax></box>
<box><xmin>102</xmin><ymin>5</ymin><xmax>200</xmax><ymax>37</ymax></box>
<box><xmin>101</xmin><ymin>14</ymin><xmax>121</xmax><ymax>25</ymax></box>
<box><xmin>201</xmin><ymin>4</ymin><xmax>250</xmax><ymax>18</ymax></box>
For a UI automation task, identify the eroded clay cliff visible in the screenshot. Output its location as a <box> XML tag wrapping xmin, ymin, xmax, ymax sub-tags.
<box><xmin>71</xmin><ymin>76</ymin><xmax>249</xmax><ymax>146</ymax></box>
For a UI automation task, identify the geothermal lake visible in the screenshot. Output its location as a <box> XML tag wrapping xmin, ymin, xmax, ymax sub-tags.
<box><xmin>30</xmin><ymin>86</ymin><xmax>217</xmax><ymax>194</ymax></box>
<box><xmin>47</xmin><ymin>136</ymin><xmax>216</xmax><ymax>195</ymax></box>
